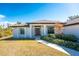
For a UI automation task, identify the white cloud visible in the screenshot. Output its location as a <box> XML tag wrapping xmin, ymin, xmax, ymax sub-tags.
<box><xmin>0</xmin><ymin>15</ymin><xmax>15</xmax><ymax>28</ymax></box>
<box><xmin>0</xmin><ymin>14</ymin><xmax>6</xmax><ymax>20</ymax></box>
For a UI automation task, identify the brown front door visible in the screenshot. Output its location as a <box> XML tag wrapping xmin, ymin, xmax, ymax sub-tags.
<box><xmin>35</xmin><ymin>27</ymin><xmax>41</xmax><ymax>36</ymax></box>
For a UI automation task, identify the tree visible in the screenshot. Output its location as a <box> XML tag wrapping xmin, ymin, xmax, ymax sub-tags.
<box><xmin>68</xmin><ymin>15</ymin><xmax>79</xmax><ymax>20</ymax></box>
<box><xmin>54</xmin><ymin>22</ymin><xmax>64</xmax><ymax>34</ymax></box>
<box><xmin>0</xmin><ymin>25</ymin><xmax>3</xmax><ymax>30</ymax></box>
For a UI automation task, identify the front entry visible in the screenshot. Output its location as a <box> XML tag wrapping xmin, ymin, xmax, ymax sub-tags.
<box><xmin>35</xmin><ymin>27</ymin><xmax>41</xmax><ymax>36</ymax></box>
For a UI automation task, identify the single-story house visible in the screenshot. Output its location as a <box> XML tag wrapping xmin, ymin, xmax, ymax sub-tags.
<box><xmin>10</xmin><ymin>20</ymin><xmax>64</xmax><ymax>38</ymax></box>
<box><xmin>63</xmin><ymin>17</ymin><xmax>79</xmax><ymax>39</ymax></box>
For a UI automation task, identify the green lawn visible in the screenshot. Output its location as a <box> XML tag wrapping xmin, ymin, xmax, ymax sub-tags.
<box><xmin>0</xmin><ymin>39</ymin><xmax>69</xmax><ymax>56</ymax></box>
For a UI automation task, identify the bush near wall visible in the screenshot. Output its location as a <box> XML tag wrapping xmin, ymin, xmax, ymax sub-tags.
<box><xmin>75</xmin><ymin>44</ymin><xmax>79</xmax><ymax>51</ymax></box>
<box><xmin>48</xmin><ymin>34</ymin><xmax>56</xmax><ymax>39</ymax></box>
<box><xmin>41</xmin><ymin>36</ymin><xmax>64</xmax><ymax>45</ymax></box>
<box><xmin>41</xmin><ymin>34</ymin><xmax>79</xmax><ymax>51</ymax></box>
<box><xmin>0</xmin><ymin>27</ymin><xmax>12</xmax><ymax>38</ymax></box>
<box><xmin>55</xmin><ymin>34</ymin><xmax>63</xmax><ymax>39</ymax></box>
<box><xmin>64</xmin><ymin>41</ymin><xmax>76</xmax><ymax>49</ymax></box>
<box><xmin>51</xmin><ymin>39</ymin><xmax>65</xmax><ymax>45</ymax></box>
<box><xmin>40</xmin><ymin>36</ymin><xmax>52</xmax><ymax>42</ymax></box>
<box><xmin>48</xmin><ymin>34</ymin><xmax>77</xmax><ymax>42</ymax></box>
<box><xmin>62</xmin><ymin>34</ymin><xmax>77</xmax><ymax>42</ymax></box>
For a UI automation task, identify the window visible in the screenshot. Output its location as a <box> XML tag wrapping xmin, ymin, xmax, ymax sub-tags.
<box><xmin>48</xmin><ymin>26</ymin><xmax>54</xmax><ymax>34</ymax></box>
<box><xmin>20</xmin><ymin>28</ymin><xmax>25</xmax><ymax>34</ymax></box>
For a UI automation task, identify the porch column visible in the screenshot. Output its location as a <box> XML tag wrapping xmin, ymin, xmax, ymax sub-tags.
<box><xmin>29</xmin><ymin>24</ymin><xmax>32</xmax><ymax>38</ymax></box>
<box><xmin>43</xmin><ymin>25</ymin><xmax>47</xmax><ymax>36</ymax></box>
<box><xmin>54</xmin><ymin>27</ymin><xmax>56</xmax><ymax>34</ymax></box>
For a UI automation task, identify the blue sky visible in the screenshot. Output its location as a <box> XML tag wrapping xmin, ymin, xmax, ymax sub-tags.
<box><xmin>0</xmin><ymin>3</ymin><xmax>79</xmax><ymax>23</ymax></box>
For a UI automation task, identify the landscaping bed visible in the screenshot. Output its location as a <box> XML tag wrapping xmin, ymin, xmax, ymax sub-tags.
<box><xmin>41</xmin><ymin>34</ymin><xmax>79</xmax><ymax>51</ymax></box>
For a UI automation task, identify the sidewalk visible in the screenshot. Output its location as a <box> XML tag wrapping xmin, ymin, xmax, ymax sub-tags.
<box><xmin>36</xmin><ymin>39</ymin><xmax>79</xmax><ymax>56</ymax></box>
<box><xmin>0</xmin><ymin>35</ymin><xmax>12</xmax><ymax>40</ymax></box>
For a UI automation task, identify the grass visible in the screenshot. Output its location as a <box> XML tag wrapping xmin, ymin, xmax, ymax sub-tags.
<box><xmin>0</xmin><ymin>39</ymin><xmax>69</xmax><ymax>56</ymax></box>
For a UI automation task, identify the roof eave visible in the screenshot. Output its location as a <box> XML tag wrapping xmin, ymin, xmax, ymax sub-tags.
<box><xmin>64</xmin><ymin>22</ymin><xmax>79</xmax><ymax>27</ymax></box>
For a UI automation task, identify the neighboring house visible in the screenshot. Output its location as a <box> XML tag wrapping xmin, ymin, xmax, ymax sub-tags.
<box><xmin>63</xmin><ymin>17</ymin><xmax>79</xmax><ymax>39</ymax></box>
<box><xmin>10</xmin><ymin>20</ymin><xmax>64</xmax><ymax>38</ymax></box>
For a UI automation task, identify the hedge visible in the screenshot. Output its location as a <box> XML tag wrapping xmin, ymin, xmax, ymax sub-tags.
<box><xmin>48</xmin><ymin>34</ymin><xmax>77</xmax><ymax>42</ymax></box>
<box><xmin>41</xmin><ymin>35</ymin><xmax>79</xmax><ymax>51</ymax></box>
<box><xmin>62</xmin><ymin>34</ymin><xmax>77</xmax><ymax>42</ymax></box>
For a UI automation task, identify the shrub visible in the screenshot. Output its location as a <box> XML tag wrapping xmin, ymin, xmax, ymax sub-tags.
<box><xmin>52</xmin><ymin>39</ymin><xmax>65</xmax><ymax>45</ymax></box>
<box><xmin>0</xmin><ymin>33</ymin><xmax>2</xmax><ymax>38</ymax></box>
<box><xmin>40</xmin><ymin>36</ymin><xmax>44</xmax><ymax>40</ymax></box>
<box><xmin>62</xmin><ymin>34</ymin><xmax>77</xmax><ymax>42</ymax></box>
<box><xmin>64</xmin><ymin>41</ymin><xmax>77</xmax><ymax>49</ymax></box>
<box><xmin>48</xmin><ymin>34</ymin><xmax>56</xmax><ymax>39</ymax></box>
<box><xmin>40</xmin><ymin>36</ymin><xmax>52</xmax><ymax>42</ymax></box>
<box><xmin>55</xmin><ymin>34</ymin><xmax>63</xmax><ymax>39</ymax></box>
<box><xmin>75</xmin><ymin>43</ymin><xmax>79</xmax><ymax>51</ymax></box>
<box><xmin>41</xmin><ymin>34</ymin><xmax>79</xmax><ymax>51</ymax></box>
<box><xmin>64</xmin><ymin>41</ymin><xmax>79</xmax><ymax>51</ymax></box>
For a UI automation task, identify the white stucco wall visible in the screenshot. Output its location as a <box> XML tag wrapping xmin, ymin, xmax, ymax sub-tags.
<box><xmin>13</xmin><ymin>28</ymin><xmax>19</xmax><ymax>38</ymax></box>
<box><xmin>13</xmin><ymin>24</ymin><xmax>55</xmax><ymax>38</ymax></box>
<box><xmin>43</xmin><ymin>25</ymin><xmax>48</xmax><ymax>36</ymax></box>
<box><xmin>30</xmin><ymin>24</ymin><xmax>48</xmax><ymax>37</ymax></box>
<box><xmin>13</xmin><ymin>27</ymin><xmax>31</xmax><ymax>38</ymax></box>
<box><xmin>63</xmin><ymin>25</ymin><xmax>79</xmax><ymax>39</ymax></box>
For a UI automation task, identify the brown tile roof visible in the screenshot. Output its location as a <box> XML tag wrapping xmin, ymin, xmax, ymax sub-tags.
<box><xmin>27</xmin><ymin>20</ymin><xmax>64</xmax><ymax>24</ymax></box>
<box><xmin>10</xmin><ymin>20</ymin><xmax>64</xmax><ymax>27</ymax></box>
<box><xmin>64</xmin><ymin>18</ymin><xmax>79</xmax><ymax>26</ymax></box>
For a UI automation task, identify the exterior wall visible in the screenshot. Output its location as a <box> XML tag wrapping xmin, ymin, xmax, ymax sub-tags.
<box><xmin>30</xmin><ymin>24</ymin><xmax>54</xmax><ymax>37</ymax></box>
<box><xmin>13</xmin><ymin>27</ymin><xmax>31</xmax><ymax>38</ymax></box>
<box><xmin>30</xmin><ymin>24</ymin><xmax>50</xmax><ymax>38</ymax></box>
<box><xmin>63</xmin><ymin>25</ymin><xmax>79</xmax><ymax>39</ymax></box>
<box><xmin>13</xmin><ymin>28</ymin><xmax>19</xmax><ymax>38</ymax></box>
<box><xmin>13</xmin><ymin>23</ymin><xmax>62</xmax><ymax>38</ymax></box>
<box><xmin>29</xmin><ymin>24</ymin><xmax>33</xmax><ymax>38</ymax></box>
<box><xmin>43</xmin><ymin>25</ymin><xmax>48</xmax><ymax>36</ymax></box>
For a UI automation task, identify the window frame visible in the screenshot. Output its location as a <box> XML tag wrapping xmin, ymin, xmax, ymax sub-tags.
<box><xmin>19</xmin><ymin>28</ymin><xmax>25</xmax><ymax>35</ymax></box>
<box><xmin>47</xmin><ymin>26</ymin><xmax>54</xmax><ymax>34</ymax></box>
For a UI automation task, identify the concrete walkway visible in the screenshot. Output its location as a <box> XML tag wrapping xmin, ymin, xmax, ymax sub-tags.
<box><xmin>36</xmin><ymin>39</ymin><xmax>79</xmax><ymax>56</ymax></box>
<box><xmin>0</xmin><ymin>35</ymin><xmax>12</xmax><ymax>40</ymax></box>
